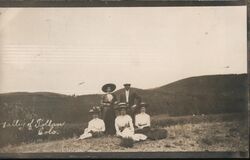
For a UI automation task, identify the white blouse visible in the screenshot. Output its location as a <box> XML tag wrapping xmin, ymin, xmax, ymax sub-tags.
<box><xmin>106</xmin><ymin>93</ymin><xmax>113</xmax><ymax>102</ymax></box>
<box><xmin>135</xmin><ymin>113</ymin><xmax>150</xmax><ymax>129</ymax></box>
<box><xmin>87</xmin><ymin>118</ymin><xmax>105</xmax><ymax>132</ymax></box>
<box><xmin>115</xmin><ymin>115</ymin><xmax>134</xmax><ymax>134</ymax></box>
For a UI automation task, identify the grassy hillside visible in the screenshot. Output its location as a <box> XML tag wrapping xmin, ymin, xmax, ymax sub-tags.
<box><xmin>0</xmin><ymin>74</ymin><xmax>247</xmax><ymax>122</ymax></box>
<box><xmin>138</xmin><ymin>74</ymin><xmax>248</xmax><ymax>116</ymax></box>
<box><xmin>0</xmin><ymin>74</ymin><xmax>248</xmax><ymax>148</ymax></box>
<box><xmin>0</xmin><ymin>114</ymin><xmax>248</xmax><ymax>153</ymax></box>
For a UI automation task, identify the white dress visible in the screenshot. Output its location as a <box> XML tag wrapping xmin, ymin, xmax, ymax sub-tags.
<box><xmin>79</xmin><ymin>118</ymin><xmax>105</xmax><ymax>139</ymax></box>
<box><xmin>115</xmin><ymin>114</ymin><xmax>147</xmax><ymax>141</ymax></box>
<box><xmin>135</xmin><ymin>113</ymin><xmax>150</xmax><ymax>129</ymax></box>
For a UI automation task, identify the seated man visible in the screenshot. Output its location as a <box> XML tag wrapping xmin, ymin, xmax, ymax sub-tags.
<box><xmin>135</xmin><ymin>102</ymin><xmax>151</xmax><ymax>134</ymax></box>
<box><xmin>78</xmin><ymin>106</ymin><xmax>105</xmax><ymax>139</ymax></box>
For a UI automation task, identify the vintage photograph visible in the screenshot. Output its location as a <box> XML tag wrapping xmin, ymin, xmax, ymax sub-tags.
<box><xmin>0</xmin><ymin>6</ymin><xmax>248</xmax><ymax>154</ymax></box>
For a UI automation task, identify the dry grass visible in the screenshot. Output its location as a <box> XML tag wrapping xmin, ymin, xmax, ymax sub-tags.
<box><xmin>0</xmin><ymin>119</ymin><xmax>248</xmax><ymax>153</ymax></box>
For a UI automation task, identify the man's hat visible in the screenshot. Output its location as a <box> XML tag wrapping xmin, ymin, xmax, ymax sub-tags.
<box><xmin>123</xmin><ymin>83</ymin><xmax>131</xmax><ymax>87</ymax></box>
<box><xmin>89</xmin><ymin>106</ymin><xmax>101</xmax><ymax>114</ymax></box>
<box><xmin>102</xmin><ymin>83</ymin><xmax>116</xmax><ymax>93</ymax></box>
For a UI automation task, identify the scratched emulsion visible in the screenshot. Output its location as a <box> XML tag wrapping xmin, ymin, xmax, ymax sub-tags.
<box><xmin>0</xmin><ymin>7</ymin><xmax>247</xmax><ymax>95</ymax></box>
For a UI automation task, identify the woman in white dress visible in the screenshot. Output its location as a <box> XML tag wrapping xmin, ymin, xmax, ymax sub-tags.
<box><xmin>78</xmin><ymin>106</ymin><xmax>105</xmax><ymax>140</ymax></box>
<box><xmin>135</xmin><ymin>102</ymin><xmax>151</xmax><ymax>135</ymax></box>
<box><xmin>135</xmin><ymin>102</ymin><xmax>168</xmax><ymax>140</ymax></box>
<box><xmin>115</xmin><ymin>102</ymin><xmax>147</xmax><ymax>141</ymax></box>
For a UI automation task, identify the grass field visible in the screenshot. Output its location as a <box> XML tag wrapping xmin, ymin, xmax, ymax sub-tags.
<box><xmin>0</xmin><ymin>113</ymin><xmax>248</xmax><ymax>152</ymax></box>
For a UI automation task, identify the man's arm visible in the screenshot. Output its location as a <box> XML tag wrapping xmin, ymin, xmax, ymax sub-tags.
<box><xmin>131</xmin><ymin>92</ymin><xmax>141</xmax><ymax>109</ymax></box>
<box><xmin>134</xmin><ymin>92</ymin><xmax>141</xmax><ymax>104</ymax></box>
<box><xmin>112</xmin><ymin>93</ymin><xmax>118</xmax><ymax>104</ymax></box>
<box><xmin>119</xmin><ymin>93</ymin><xmax>123</xmax><ymax>102</ymax></box>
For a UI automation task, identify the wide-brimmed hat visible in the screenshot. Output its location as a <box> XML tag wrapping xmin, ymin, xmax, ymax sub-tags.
<box><xmin>89</xmin><ymin>106</ymin><xmax>101</xmax><ymax>114</ymax></box>
<box><xmin>138</xmin><ymin>102</ymin><xmax>148</xmax><ymax>108</ymax></box>
<box><xmin>102</xmin><ymin>83</ymin><xmax>116</xmax><ymax>93</ymax></box>
<box><xmin>123</xmin><ymin>83</ymin><xmax>131</xmax><ymax>87</ymax></box>
<box><xmin>115</xmin><ymin>102</ymin><xmax>128</xmax><ymax>110</ymax></box>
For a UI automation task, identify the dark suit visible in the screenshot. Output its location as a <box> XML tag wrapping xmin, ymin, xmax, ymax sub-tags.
<box><xmin>119</xmin><ymin>89</ymin><xmax>141</xmax><ymax>123</ymax></box>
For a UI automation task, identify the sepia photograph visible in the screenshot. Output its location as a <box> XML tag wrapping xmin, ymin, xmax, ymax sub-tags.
<box><xmin>0</xmin><ymin>1</ymin><xmax>249</xmax><ymax>158</ymax></box>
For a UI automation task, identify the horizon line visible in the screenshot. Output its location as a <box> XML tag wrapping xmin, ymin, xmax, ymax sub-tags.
<box><xmin>0</xmin><ymin>73</ymin><xmax>247</xmax><ymax>96</ymax></box>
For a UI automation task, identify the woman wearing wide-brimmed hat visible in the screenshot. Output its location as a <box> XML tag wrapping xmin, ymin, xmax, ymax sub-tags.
<box><xmin>100</xmin><ymin>83</ymin><xmax>118</xmax><ymax>135</ymax></box>
<box><xmin>135</xmin><ymin>102</ymin><xmax>151</xmax><ymax>134</ymax></box>
<box><xmin>78</xmin><ymin>106</ymin><xmax>105</xmax><ymax>140</ymax></box>
<box><xmin>135</xmin><ymin>102</ymin><xmax>168</xmax><ymax>140</ymax></box>
<box><xmin>114</xmin><ymin>102</ymin><xmax>147</xmax><ymax>142</ymax></box>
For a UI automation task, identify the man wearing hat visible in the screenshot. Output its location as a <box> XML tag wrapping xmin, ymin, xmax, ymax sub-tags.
<box><xmin>119</xmin><ymin>83</ymin><xmax>141</xmax><ymax>123</ymax></box>
<box><xmin>78</xmin><ymin>106</ymin><xmax>105</xmax><ymax>140</ymax></box>
<box><xmin>100</xmin><ymin>83</ymin><xmax>117</xmax><ymax>135</ymax></box>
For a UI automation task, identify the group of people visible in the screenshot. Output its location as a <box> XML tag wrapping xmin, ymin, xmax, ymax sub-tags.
<box><xmin>78</xmin><ymin>83</ymin><xmax>152</xmax><ymax>142</ymax></box>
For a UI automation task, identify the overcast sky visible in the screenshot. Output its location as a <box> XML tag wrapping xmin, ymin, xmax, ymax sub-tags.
<box><xmin>0</xmin><ymin>7</ymin><xmax>247</xmax><ymax>95</ymax></box>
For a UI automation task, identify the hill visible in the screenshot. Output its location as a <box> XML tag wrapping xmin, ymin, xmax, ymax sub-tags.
<box><xmin>0</xmin><ymin>74</ymin><xmax>248</xmax><ymax>123</ymax></box>
<box><xmin>135</xmin><ymin>74</ymin><xmax>248</xmax><ymax>116</ymax></box>
<box><xmin>0</xmin><ymin>73</ymin><xmax>248</xmax><ymax>148</ymax></box>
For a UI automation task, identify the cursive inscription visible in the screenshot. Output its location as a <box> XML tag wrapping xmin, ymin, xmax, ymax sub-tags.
<box><xmin>0</xmin><ymin>119</ymin><xmax>65</xmax><ymax>135</ymax></box>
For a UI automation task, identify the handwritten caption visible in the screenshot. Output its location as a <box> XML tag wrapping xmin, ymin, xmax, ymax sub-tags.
<box><xmin>0</xmin><ymin>119</ymin><xmax>65</xmax><ymax>135</ymax></box>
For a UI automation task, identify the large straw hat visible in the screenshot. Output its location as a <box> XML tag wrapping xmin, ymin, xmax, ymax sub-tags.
<box><xmin>102</xmin><ymin>83</ymin><xmax>116</xmax><ymax>93</ymax></box>
<box><xmin>138</xmin><ymin>102</ymin><xmax>148</xmax><ymax>108</ymax></box>
<box><xmin>115</xmin><ymin>102</ymin><xmax>128</xmax><ymax>110</ymax></box>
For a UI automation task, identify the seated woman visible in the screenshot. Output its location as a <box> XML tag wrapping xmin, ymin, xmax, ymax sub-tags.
<box><xmin>135</xmin><ymin>102</ymin><xmax>168</xmax><ymax>140</ymax></box>
<box><xmin>115</xmin><ymin>102</ymin><xmax>147</xmax><ymax>142</ymax></box>
<box><xmin>135</xmin><ymin>102</ymin><xmax>151</xmax><ymax>134</ymax></box>
<box><xmin>78</xmin><ymin>106</ymin><xmax>105</xmax><ymax>140</ymax></box>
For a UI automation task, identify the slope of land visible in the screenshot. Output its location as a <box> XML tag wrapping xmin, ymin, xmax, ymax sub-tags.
<box><xmin>0</xmin><ymin>113</ymin><xmax>248</xmax><ymax>152</ymax></box>
<box><xmin>0</xmin><ymin>74</ymin><xmax>247</xmax><ymax>123</ymax></box>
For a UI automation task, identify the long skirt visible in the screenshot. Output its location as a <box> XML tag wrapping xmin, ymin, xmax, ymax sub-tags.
<box><xmin>136</xmin><ymin>127</ymin><xmax>168</xmax><ymax>140</ymax></box>
<box><xmin>135</xmin><ymin>126</ymin><xmax>151</xmax><ymax>136</ymax></box>
<box><xmin>79</xmin><ymin>129</ymin><xmax>104</xmax><ymax>140</ymax></box>
<box><xmin>118</xmin><ymin>128</ymin><xmax>147</xmax><ymax>142</ymax></box>
<box><xmin>102</xmin><ymin>106</ymin><xmax>116</xmax><ymax>135</ymax></box>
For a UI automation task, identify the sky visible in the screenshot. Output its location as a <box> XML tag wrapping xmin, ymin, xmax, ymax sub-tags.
<box><xmin>0</xmin><ymin>6</ymin><xmax>247</xmax><ymax>95</ymax></box>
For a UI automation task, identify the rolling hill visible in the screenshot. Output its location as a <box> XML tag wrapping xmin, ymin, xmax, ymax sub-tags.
<box><xmin>0</xmin><ymin>74</ymin><xmax>248</xmax><ymax>123</ymax></box>
<box><xmin>0</xmin><ymin>73</ymin><xmax>248</xmax><ymax>148</ymax></box>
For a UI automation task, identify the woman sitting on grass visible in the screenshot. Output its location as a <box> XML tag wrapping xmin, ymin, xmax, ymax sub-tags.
<box><xmin>115</xmin><ymin>102</ymin><xmax>147</xmax><ymax>142</ymax></box>
<box><xmin>78</xmin><ymin>106</ymin><xmax>105</xmax><ymax>140</ymax></box>
<box><xmin>135</xmin><ymin>102</ymin><xmax>151</xmax><ymax>134</ymax></box>
<box><xmin>135</xmin><ymin>102</ymin><xmax>168</xmax><ymax>140</ymax></box>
